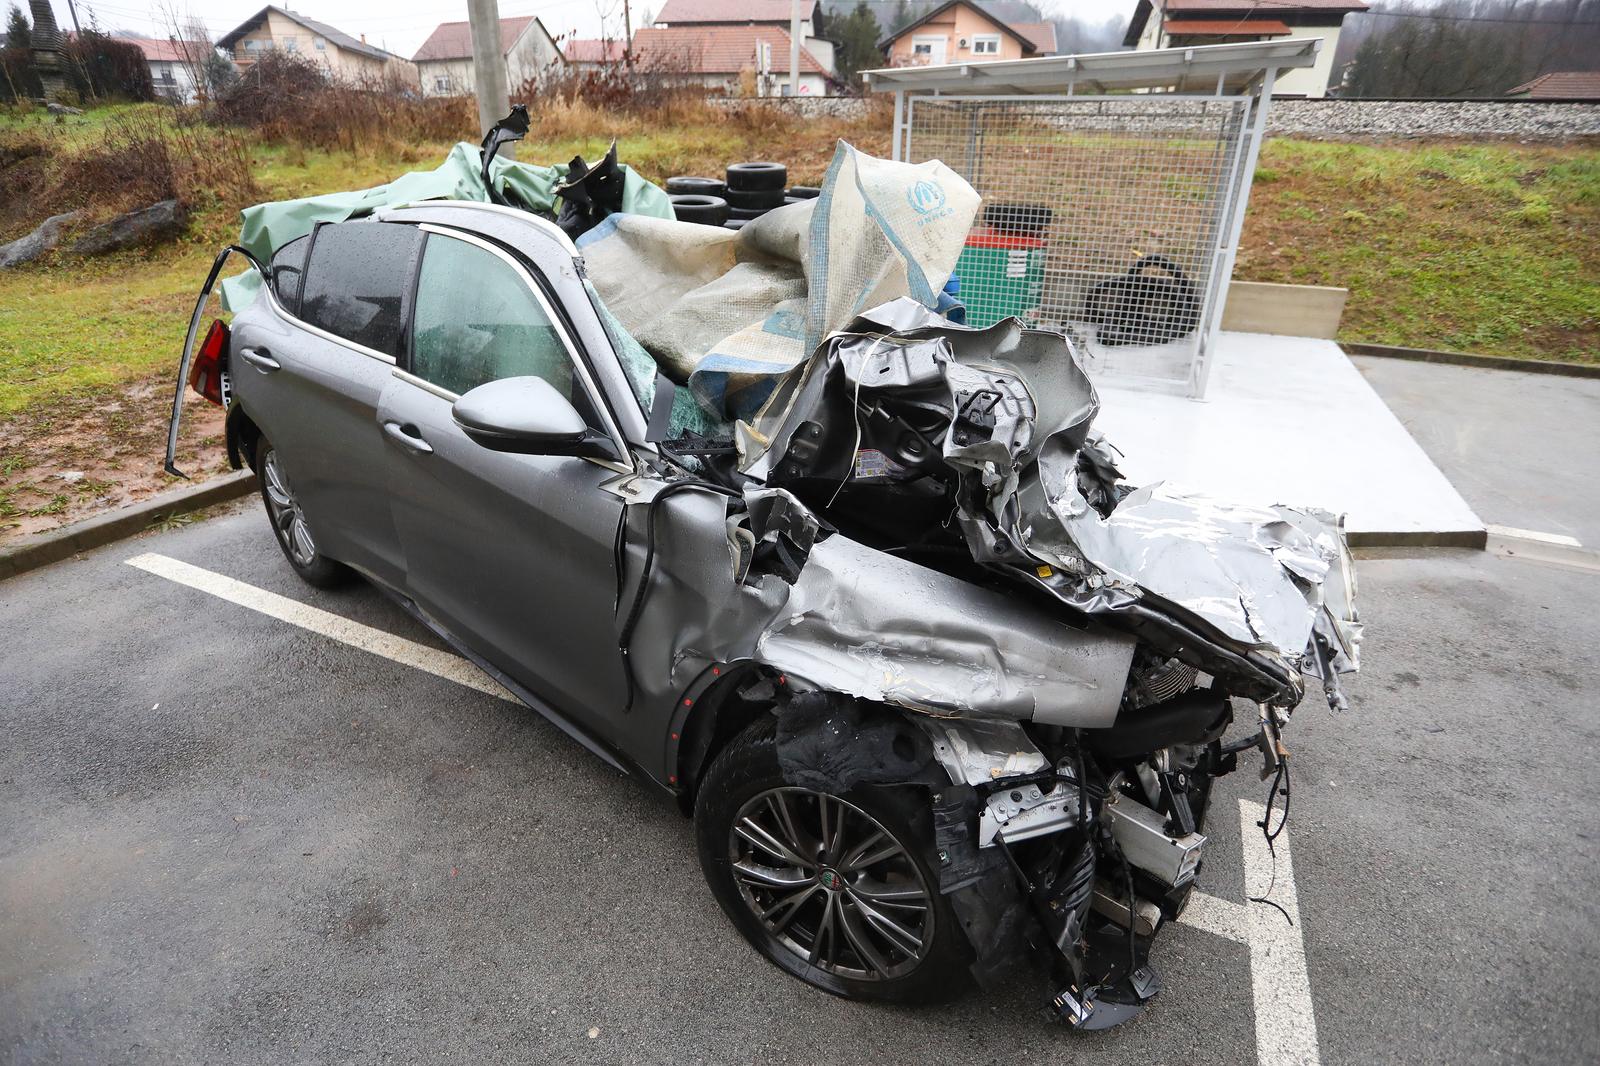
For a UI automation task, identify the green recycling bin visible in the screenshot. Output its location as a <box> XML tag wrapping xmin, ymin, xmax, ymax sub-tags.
<box><xmin>954</xmin><ymin>228</ymin><xmax>1048</xmax><ymax>328</ymax></box>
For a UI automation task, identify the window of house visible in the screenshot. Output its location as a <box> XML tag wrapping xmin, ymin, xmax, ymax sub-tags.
<box><xmin>410</xmin><ymin>233</ymin><xmax>576</xmax><ymax>400</ymax></box>
<box><xmin>972</xmin><ymin>34</ymin><xmax>1000</xmax><ymax>55</ymax></box>
<box><xmin>244</xmin><ymin>39</ymin><xmax>262</xmax><ymax>52</ymax></box>
<box><xmin>284</xmin><ymin>37</ymin><xmax>298</xmax><ymax>52</ymax></box>
<box><xmin>314</xmin><ymin>36</ymin><xmax>327</xmax><ymax>50</ymax></box>
<box><xmin>913</xmin><ymin>41</ymin><xmax>933</xmax><ymax>54</ymax></box>
<box><xmin>434</xmin><ymin>75</ymin><xmax>451</xmax><ymax>92</ymax></box>
<box><xmin>297</xmin><ymin>222</ymin><xmax>421</xmax><ymax>358</ymax></box>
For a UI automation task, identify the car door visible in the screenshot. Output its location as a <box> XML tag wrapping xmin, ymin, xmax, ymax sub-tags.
<box><xmin>377</xmin><ymin>225</ymin><xmax>634</xmax><ymax>733</ymax></box>
<box><xmin>235</xmin><ymin>220</ymin><xmax>420</xmax><ymax>588</ymax></box>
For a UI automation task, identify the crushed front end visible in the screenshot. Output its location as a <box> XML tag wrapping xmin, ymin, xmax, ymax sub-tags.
<box><xmin>654</xmin><ymin>298</ymin><xmax>1362</xmax><ymax>1028</ymax></box>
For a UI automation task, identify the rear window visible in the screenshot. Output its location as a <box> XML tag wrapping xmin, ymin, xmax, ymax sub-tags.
<box><xmin>269</xmin><ymin>235</ymin><xmax>309</xmax><ymax>314</ymax></box>
<box><xmin>297</xmin><ymin>222</ymin><xmax>421</xmax><ymax>358</ymax></box>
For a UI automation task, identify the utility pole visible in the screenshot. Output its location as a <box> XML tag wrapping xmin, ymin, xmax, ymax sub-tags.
<box><xmin>623</xmin><ymin>0</ymin><xmax>632</xmax><ymax>53</ymax></box>
<box><xmin>466</xmin><ymin>0</ymin><xmax>512</xmax><ymax>154</ymax></box>
<box><xmin>64</xmin><ymin>0</ymin><xmax>82</xmax><ymax>35</ymax></box>
<box><xmin>788</xmin><ymin>0</ymin><xmax>802</xmax><ymax>97</ymax></box>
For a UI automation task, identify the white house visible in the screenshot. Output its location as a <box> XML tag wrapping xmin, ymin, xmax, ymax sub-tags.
<box><xmin>411</xmin><ymin>15</ymin><xmax>564</xmax><ymax>97</ymax></box>
<box><xmin>1123</xmin><ymin>0</ymin><xmax>1368</xmax><ymax>98</ymax></box>
<box><xmin>124</xmin><ymin>36</ymin><xmax>209</xmax><ymax>103</ymax></box>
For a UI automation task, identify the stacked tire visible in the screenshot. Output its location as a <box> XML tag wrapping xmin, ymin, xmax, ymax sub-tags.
<box><xmin>724</xmin><ymin>161</ymin><xmax>787</xmax><ymax>229</ymax></box>
<box><xmin>671</xmin><ymin>165</ymin><xmax>819</xmax><ymax>232</ymax></box>
<box><xmin>668</xmin><ymin>175</ymin><xmax>729</xmax><ymax>228</ymax></box>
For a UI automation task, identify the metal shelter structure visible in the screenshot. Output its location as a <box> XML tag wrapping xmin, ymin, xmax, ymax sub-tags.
<box><xmin>864</xmin><ymin>40</ymin><xmax>1320</xmax><ymax>398</ymax></box>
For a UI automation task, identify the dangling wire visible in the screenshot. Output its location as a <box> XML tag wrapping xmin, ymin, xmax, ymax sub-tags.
<box><xmin>1248</xmin><ymin>756</ymin><xmax>1294</xmax><ymax>926</ymax></box>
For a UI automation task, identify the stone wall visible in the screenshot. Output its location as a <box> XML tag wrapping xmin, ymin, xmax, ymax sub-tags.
<box><xmin>709</xmin><ymin>96</ymin><xmax>1599</xmax><ymax>140</ymax></box>
<box><xmin>1264</xmin><ymin>99</ymin><xmax>1600</xmax><ymax>140</ymax></box>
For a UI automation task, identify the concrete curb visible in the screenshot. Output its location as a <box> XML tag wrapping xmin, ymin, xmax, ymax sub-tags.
<box><xmin>1343</xmin><ymin>342</ymin><xmax>1600</xmax><ymax>380</ymax></box>
<box><xmin>1347</xmin><ymin>528</ymin><xmax>1487</xmax><ymax>550</ymax></box>
<box><xmin>0</xmin><ymin>470</ymin><xmax>257</xmax><ymax>582</ymax></box>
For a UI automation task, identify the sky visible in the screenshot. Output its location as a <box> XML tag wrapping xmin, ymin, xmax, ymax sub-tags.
<box><xmin>39</xmin><ymin>0</ymin><xmax>1140</xmax><ymax>60</ymax></box>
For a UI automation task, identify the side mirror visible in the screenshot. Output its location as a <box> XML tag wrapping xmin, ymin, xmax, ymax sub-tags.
<box><xmin>452</xmin><ymin>376</ymin><xmax>618</xmax><ymax>461</ymax></box>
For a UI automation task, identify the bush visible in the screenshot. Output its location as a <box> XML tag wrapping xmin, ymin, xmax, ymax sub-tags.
<box><xmin>1</xmin><ymin>45</ymin><xmax>41</xmax><ymax>101</ymax></box>
<box><xmin>62</xmin><ymin>30</ymin><xmax>153</xmax><ymax>102</ymax></box>
<box><xmin>213</xmin><ymin>51</ymin><xmax>473</xmax><ymax>153</ymax></box>
<box><xmin>0</xmin><ymin>108</ymin><xmax>256</xmax><ymax>243</ymax></box>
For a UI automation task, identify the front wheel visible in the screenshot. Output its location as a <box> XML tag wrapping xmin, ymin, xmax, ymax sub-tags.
<box><xmin>257</xmin><ymin>440</ymin><xmax>349</xmax><ymax>588</ymax></box>
<box><xmin>694</xmin><ymin>716</ymin><xmax>972</xmax><ymax>1004</ymax></box>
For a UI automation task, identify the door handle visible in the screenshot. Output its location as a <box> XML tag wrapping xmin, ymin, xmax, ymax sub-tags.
<box><xmin>239</xmin><ymin>347</ymin><xmax>280</xmax><ymax>373</ymax></box>
<box><xmin>383</xmin><ymin>421</ymin><xmax>433</xmax><ymax>455</ymax></box>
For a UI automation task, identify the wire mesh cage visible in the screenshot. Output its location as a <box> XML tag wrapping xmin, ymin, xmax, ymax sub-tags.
<box><xmin>904</xmin><ymin>96</ymin><xmax>1254</xmax><ymax>394</ymax></box>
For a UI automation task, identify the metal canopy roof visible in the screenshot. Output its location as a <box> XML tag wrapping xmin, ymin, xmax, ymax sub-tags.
<box><xmin>863</xmin><ymin>39</ymin><xmax>1320</xmax><ymax>96</ymax></box>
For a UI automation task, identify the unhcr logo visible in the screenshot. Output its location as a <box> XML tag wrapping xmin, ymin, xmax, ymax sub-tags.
<box><xmin>907</xmin><ymin>180</ymin><xmax>948</xmax><ymax>215</ymax></box>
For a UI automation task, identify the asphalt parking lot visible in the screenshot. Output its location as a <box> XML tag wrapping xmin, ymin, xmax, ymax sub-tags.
<box><xmin>3</xmin><ymin>359</ymin><xmax>1598</xmax><ymax>1065</ymax></box>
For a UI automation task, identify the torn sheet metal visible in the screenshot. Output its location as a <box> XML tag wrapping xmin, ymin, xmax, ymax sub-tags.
<box><xmin>755</xmin><ymin>535</ymin><xmax>1137</xmax><ymax>724</ymax></box>
<box><xmin>614</xmin><ymin>479</ymin><xmax>1134</xmax><ymax>729</ymax></box>
<box><xmin>743</xmin><ymin>298</ymin><xmax>1359</xmax><ymax>712</ymax></box>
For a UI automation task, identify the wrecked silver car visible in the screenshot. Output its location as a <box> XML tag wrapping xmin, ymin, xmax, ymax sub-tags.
<box><xmin>166</xmin><ymin>124</ymin><xmax>1359</xmax><ymax>1029</ymax></box>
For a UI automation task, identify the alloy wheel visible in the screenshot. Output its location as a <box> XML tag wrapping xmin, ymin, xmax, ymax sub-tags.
<box><xmin>727</xmin><ymin>787</ymin><xmax>935</xmax><ymax>981</ymax></box>
<box><xmin>262</xmin><ymin>450</ymin><xmax>317</xmax><ymax>568</ymax></box>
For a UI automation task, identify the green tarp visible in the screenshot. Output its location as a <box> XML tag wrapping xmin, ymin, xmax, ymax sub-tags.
<box><xmin>220</xmin><ymin>141</ymin><xmax>673</xmax><ymax>312</ymax></box>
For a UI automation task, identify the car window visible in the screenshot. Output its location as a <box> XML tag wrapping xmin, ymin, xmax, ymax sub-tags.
<box><xmin>411</xmin><ymin>233</ymin><xmax>575</xmax><ymax>399</ymax></box>
<box><xmin>269</xmin><ymin>234</ymin><xmax>309</xmax><ymax>315</ymax></box>
<box><xmin>298</xmin><ymin>222</ymin><xmax>419</xmax><ymax>357</ymax></box>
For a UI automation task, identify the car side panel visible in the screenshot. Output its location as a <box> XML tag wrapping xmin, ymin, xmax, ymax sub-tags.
<box><xmin>229</xmin><ymin>302</ymin><xmax>406</xmax><ymax>588</ymax></box>
<box><xmin>377</xmin><ymin>376</ymin><xmax>631</xmax><ymax>737</ymax></box>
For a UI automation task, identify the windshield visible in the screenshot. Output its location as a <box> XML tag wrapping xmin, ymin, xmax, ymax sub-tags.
<box><xmin>583</xmin><ymin>279</ymin><xmax>730</xmax><ymax>440</ymax></box>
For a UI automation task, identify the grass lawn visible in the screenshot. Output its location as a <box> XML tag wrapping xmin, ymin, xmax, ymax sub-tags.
<box><xmin>1241</xmin><ymin>138</ymin><xmax>1599</xmax><ymax>364</ymax></box>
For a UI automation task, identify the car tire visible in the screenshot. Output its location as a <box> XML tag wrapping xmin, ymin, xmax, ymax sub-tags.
<box><xmin>695</xmin><ymin>715</ymin><xmax>972</xmax><ymax>1005</ymax></box>
<box><xmin>786</xmin><ymin>185</ymin><xmax>821</xmax><ymax>200</ymax></box>
<box><xmin>725</xmin><ymin>161</ymin><xmax>788</xmax><ymax>192</ymax></box>
<box><xmin>257</xmin><ymin>439</ymin><xmax>349</xmax><ymax>588</ymax></box>
<box><xmin>666</xmin><ymin>175</ymin><xmax>725</xmax><ymax>197</ymax></box>
<box><xmin>724</xmin><ymin>186</ymin><xmax>786</xmax><ymax>210</ymax></box>
<box><xmin>670</xmin><ymin>193</ymin><xmax>730</xmax><ymax>226</ymax></box>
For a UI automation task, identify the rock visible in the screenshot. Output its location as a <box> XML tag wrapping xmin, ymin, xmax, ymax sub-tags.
<box><xmin>45</xmin><ymin>101</ymin><xmax>84</xmax><ymax>115</ymax></box>
<box><xmin>0</xmin><ymin>210</ymin><xmax>84</xmax><ymax>269</ymax></box>
<box><xmin>68</xmin><ymin>199</ymin><xmax>188</xmax><ymax>257</ymax></box>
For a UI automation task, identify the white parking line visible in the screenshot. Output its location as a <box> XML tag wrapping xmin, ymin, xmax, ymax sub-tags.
<box><xmin>128</xmin><ymin>552</ymin><xmax>1315</xmax><ymax>1058</ymax></box>
<box><xmin>1180</xmin><ymin>798</ymin><xmax>1320</xmax><ymax>1066</ymax></box>
<box><xmin>124</xmin><ymin>552</ymin><xmax>515</xmax><ymax>702</ymax></box>
<box><xmin>1483</xmin><ymin>524</ymin><xmax>1582</xmax><ymax>548</ymax></box>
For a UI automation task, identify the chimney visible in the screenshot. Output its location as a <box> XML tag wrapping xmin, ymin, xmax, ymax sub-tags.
<box><xmin>361</xmin><ymin>33</ymin><xmax>367</xmax><ymax>44</ymax></box>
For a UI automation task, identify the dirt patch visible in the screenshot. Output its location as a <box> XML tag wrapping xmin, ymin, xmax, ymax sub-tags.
<box><xmin>0</xmin><ymin>375</ymin><xmax>230</xmax><ymax>544</ymax></box>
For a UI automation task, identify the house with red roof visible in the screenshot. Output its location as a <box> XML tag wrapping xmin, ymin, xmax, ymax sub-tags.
<box><xmin>1505</xmin><ymin>72</ymin><xmax>1600</xmax><ymax>100</ymax></box>
<box><xmin>632</xmin><ymin>24</ymin><xmax>829</xmax><ymax>96</ymax></box>
<box><xmin>412</xmin><ymin>15</ymin><xmax>564</xmax><ymax>97</ymax></box>
<box><xmin>122</xmin><ymin>36</ymin><xmax>216</xmax><ymax>104</ymax></box>
<box><xmin>877</xmin><ymin>0</ymin><xmax>1056</xmax><ymax>69</ymax></box>
<box><xmin>1123</xmin><ymin>1</ymin><xmax>1368</xmax><ymax>97</ymax></box>
<box><xmin>563</xmin><ymin>38</ymin><xmax>627</xmax><ymax>70</ymax></box>
<box><xmin>643</xmin><ymin>0</ymin><xmax>836</xmax><ymax>95</ymax></box>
